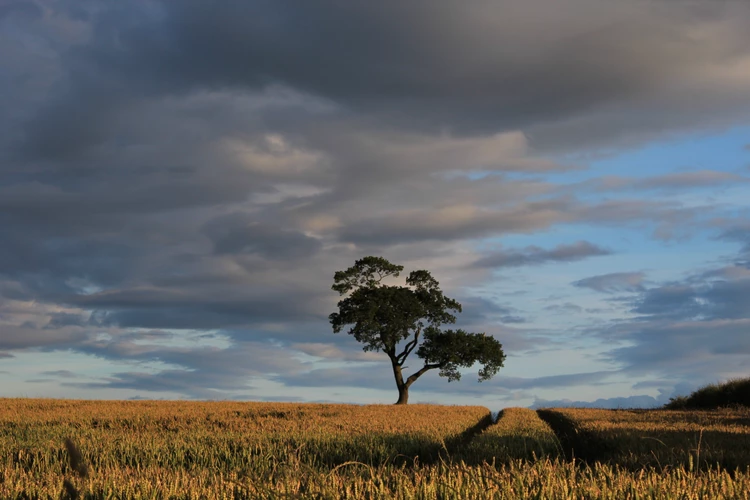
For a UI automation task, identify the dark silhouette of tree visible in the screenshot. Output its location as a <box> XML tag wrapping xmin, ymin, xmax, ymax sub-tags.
<box><xmin>330</xmin><ymin>256</ymin><xmax>506</xmax><ymax>404</ymax></box>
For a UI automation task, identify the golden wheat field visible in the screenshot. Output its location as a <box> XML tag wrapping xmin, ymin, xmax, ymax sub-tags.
<box><xmin>2</xmin><ymin>399</ymin><xmax>750</xmax><ymax>499</ymax></box>
<box><xmin>462</xmin><ymin>407</ymin><xmax>561</xmax><ymax>462</ymax></box>
<box><xmin>537</xmin><ymin>407</ymin><xmax>750</xmax><ymax>471</ymax></box>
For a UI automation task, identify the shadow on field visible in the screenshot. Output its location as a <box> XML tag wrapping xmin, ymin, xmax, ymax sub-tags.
<box><xmin>536</xmin><ymin>409</ymin><xmax>750</xmax><ymax>473</ymax></box>
<box><xmin>536</xmin><ymin>409</ymin><xmax>611</xmax><ymax>464</ymax></box>
<box><xmin>449</xmin><ymin>409</ymin><xmax>564</xmax><ymax>466</ymax></box>
<box><xmin>299</xmin><ymin>413</ymin><xmax>495</xmax><ymax>468</ymax></box>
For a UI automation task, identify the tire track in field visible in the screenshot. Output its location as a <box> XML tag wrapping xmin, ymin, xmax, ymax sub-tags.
<box><xmin>536</xmin><ymin>409</ymin><xmax>614</xmax><ymax>465</ymax></box>
<box><xmin>441</xmin><ymin>411</ymin><xmax>495</xmax><ymax>457</ymax></box>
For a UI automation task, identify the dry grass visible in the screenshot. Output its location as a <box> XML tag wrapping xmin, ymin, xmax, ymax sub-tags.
<box><xmin>459</xmin><ymin>407</ymin><xmax>561</xmax><ymax>463</ymax></box>
<box><xmin>539</xmin><ymin>407</ymin><xmax>750</xmax><ymax>471</ymax></box>
<box><xmin>3</xmin><ymin>399</ymin><xmax>750</xmax><ymax>498</ymax></box>
<box><xmin>6</xmin><ymin>456</ymin><xmax>750</xmax><ymax>499</ymax></box>
<box><xmin>1</xmin><ymin>399</ymin><xmax>489</xmax><ymax>471</ymax></box>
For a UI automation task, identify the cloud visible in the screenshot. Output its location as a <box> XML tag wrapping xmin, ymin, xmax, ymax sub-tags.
<box><xmin>719</xmin><ymin>223</ymin><xmax>750</xmax><ymax>255</ymax></box>
<box><xmin>629</xmin><ymin>278</ymin><xmax>750</xmax><ymax>321</ymax></box>
<box><xmin>65</xmin><ymin>286</ymin><xmax>327</xmax><ymax>330</ymax></box>
<box><xmin>277</xmin><ymin>367</ymin><xmax>395</xmax><ymax>391</ymax></box>
<box><xmin>339</xmin><ymin>201</ymin><xmax>577</xmax><ymax>245</ymax></box>
<box><xmin>454</xmin><ymin>296</ymin><xmax>527</xmax><ymax>325</ymax></box>
<box><xmin>291</xmin><ymin>343</ymin><xmax>381</xmax><ymax>362</ymax></box>
<box><xmin>24</xmin><ymin>0</ymin><xmax>749</xmax><ymax>146</ymax></box>
<box><xmin>202</xmin><ymin>213</ymin><xmax>322</xmax><ymax>260</ymax></box>
<box><xmin>573</xmin><ymin>272</ymin><xmax>646</xmax><ymax>293</ymax></box>
<box><xmin>0</xmin><ymin>323</ymin><xmax>90</xmax><ymax>351</ymax></box>
<box><xmin>472</xmin><ymin>241</ymin><xmax>610</xmax><ymax>268</ymax></box>
<box><xmin>15</xmin><ymin>0</ymin><xmax>750</xmax><ymax>169</ymax></box>
<box><xmin>68</xmin><ymin>370</ymin><xmax>253</xmax><ymax>400</ymax></box>
<box><xmin>1</xmin><ymin>0</ymin><xmax>750</xmax><ymax>403</ymax></box>
<box><xmin>627</xmin><ymin>171</ymin><xmax>748</xmax><ymax>190</ymax></box>
<box><xmin>495</xmin><ymin>371</ymin><xmax>617</xmax><ymax>390</ymax></box>
<box><xmin>595</xmin><ymin>259</ymin><xmax>750</xmax><ymax>384</ymax></box>
<box><xmin>40</xmin><ymin>370</ymin><xmax>79</xmax><ymax>378</ymax></box>
<box><xmin>531</xmin><ymin>394</ymin><xmax>662</xmax><ymax>409</ymax></box>
<box><xmin>64</xmin><ymin>337</ymin><xmax>319</xmax><ymax>399</ymax></box>
<box><xmin>580</xmin><ymin>170</ymin><xmax>749</xmax><ymax>192</ymax></box>
<box><xmin>544</xmin><ymin>303</ymin><xmax>583</xmax><ymax>314</ymax></box>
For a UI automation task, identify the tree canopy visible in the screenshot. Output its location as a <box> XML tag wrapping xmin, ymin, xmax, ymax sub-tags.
<box><xmin>329</xmin><ymin>256</ymin><xmax>506</xmax><ymax>404</ymax></box>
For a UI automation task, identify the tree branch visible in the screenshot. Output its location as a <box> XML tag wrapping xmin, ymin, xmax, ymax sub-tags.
<box><xmin>405</xmin><ymin>363</ymin><xmax>442</xmax><ymax>387</ymax></box>
<box><xmin>395</xmin><ymin>327</ymin><xmax>421</xmax><ymax>365</ymax></box>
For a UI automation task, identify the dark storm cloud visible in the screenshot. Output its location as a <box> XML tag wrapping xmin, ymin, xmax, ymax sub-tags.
<box><xmin>45</xmin><ymin>312</ymin><xmax>89</xmax><ymax>328</ymax></box>
<box><xmin>2</xmin><ymin>0</ymin><xmax>750</xmax><ymax>402</ymax></box>
<box><xmin>472</xmin><ymin>241</ymin><xmax>610</xmax><ymax>268</ymax></box>
<box><xmin>202</xmin><ymin>213</ymin><xmax>321</xmax><ymax>260</ymax></box>
<box><xmin>67</xmin><ymin>286</ymin><xmax>327</xmax><ymax>329</ymax></box>
<box><xmin>0</xmin><ymin>324</ymin><xmax>90</xmax><ymax>351</ymax></box>
<box><xmin>573</xmin><ymin>272</ymin><xmax>646</xmax><ymax>293</ymax></box>
<box><xmin>0</xmin><ymin>1</ymin><xmax>42</xmax><ymax>21</ymax></box>
<box><xmin>16</xmin><ymin>0</ymin><xmax>750</xmax><ymax>160</ymax></box>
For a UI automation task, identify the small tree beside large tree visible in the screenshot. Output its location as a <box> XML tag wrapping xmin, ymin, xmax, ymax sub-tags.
<box><xmin>329</xmin><ymin>256</ymin><xmax>506</xmax><ymax>404</ymax></box>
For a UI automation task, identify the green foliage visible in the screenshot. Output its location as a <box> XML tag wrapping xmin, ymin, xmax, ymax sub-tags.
<box><xmin>329</xmin><ymin>256</ymin><xmax>505</xmax><ymax>402</ymax></box>
<box><xmin>665</xmin><ymin>377</ymin><xmax>750</xmax><ymax>410</ymax></box>
<box><xmin>331</xmin><ymin>256</ymin><xmax>404</xmax><ymax>295</ymax></box>
<box><xmin>417</xmin><ymin>327</ymin><xmax>506</xmax><ymax>382</ymax></box>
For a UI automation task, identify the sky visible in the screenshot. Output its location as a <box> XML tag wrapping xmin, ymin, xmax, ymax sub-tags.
<box><xmin>1</xmin><ymin>0</ymin><xmax>750</xmax><ymax>409</ymax></box>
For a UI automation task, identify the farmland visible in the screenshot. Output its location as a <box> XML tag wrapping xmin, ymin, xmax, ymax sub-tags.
<box><xmin>2</xmin><ymin>399</ymin><xmax>750</xmax><ymax>499</ymax></box>
<box><xmin>538</xmin><ymin>407</ymin><xmax>750</xmax><ymax>471</ymax></box>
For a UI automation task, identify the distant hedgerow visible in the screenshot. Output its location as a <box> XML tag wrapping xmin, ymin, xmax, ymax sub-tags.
<box><xmin>665</xmin><ymin>377</ymin><xmax>750</xmax><ymax>409</ymax></box>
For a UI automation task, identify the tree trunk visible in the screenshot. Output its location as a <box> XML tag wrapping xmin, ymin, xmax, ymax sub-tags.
<box><xmin>391</xmin><ymin>359</ymin><xmax>409</xmax><ymax>404</ymax></box>
<box><xmin>395</xmin><ymin>384</ymin><xmax>409</xmax><ymax>405</ymax></box>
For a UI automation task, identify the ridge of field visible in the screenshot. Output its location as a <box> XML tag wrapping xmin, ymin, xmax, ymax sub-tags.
<box><xmin>537</xmin><ymin>407</ymin><xmax>750</xmax><ymax>471</ymax></box>
<box><xmin>458</xmin><ymin>407</ymin><xmax>561</xmax><ymax>463</ymax></box>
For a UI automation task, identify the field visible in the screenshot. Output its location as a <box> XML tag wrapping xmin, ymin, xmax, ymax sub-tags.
<box><xmin>538</xmin><ymin>407</ymin><xmax>750</xmax><ymax>471</ymax></box>
<box><xmin>2</xmin><ymin>399</ymin><xmax>750</xmax><ymax>499</ymax></box>
<box><xmin>461</xmin><ymin>407</ymin><xmax>561</xmax><ymax>462</ymax></box>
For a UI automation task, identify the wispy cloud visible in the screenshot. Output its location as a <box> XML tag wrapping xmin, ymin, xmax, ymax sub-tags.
<box><xmin>573</xmin><ymin>272</ymin><xmax>646</xmax><ymax>293</ymax></box>
<box><xmin>472</xmin><ymin>241</ymin><xmax>611</xmax><ymax>268</ymax></box>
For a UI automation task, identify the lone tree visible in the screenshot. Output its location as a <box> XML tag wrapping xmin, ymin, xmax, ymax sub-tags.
<box><xmin>329</xmin><ymin>256</ymin><xmax>506</xmax><ymax>404</ymax></box>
